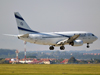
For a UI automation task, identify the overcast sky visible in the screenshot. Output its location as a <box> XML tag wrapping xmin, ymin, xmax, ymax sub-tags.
<box><xmin>0</xmin><ymin>0</ymin><xmax>100</xmax><ymax>51</ymax></box>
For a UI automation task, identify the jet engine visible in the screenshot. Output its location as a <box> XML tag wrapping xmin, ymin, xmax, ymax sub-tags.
<box><xmin>70</xmin><ymin>40</ymin><xmax>83</xmax><ymax>46</ymax></box>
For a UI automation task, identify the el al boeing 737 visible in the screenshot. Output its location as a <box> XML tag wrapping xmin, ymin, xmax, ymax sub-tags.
<box><xmin>7</xmin><ymin>12</ymin><xmax>98</xmax><ymax>50</ymax></box>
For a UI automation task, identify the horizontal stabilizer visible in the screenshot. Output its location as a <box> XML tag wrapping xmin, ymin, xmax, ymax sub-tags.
<box><xmin>3</xmin><ymin>34</ymin><xmax>18</xmax><ymax>37</ymax></box>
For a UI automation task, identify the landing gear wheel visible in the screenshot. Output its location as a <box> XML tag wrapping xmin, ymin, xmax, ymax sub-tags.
<box><xmin>87</xmin><ymin>43</ymin><xmax>90</xmax><ymax>48</ymax></box>
<box><xmin>87</xmin><ymin>46</ymin><xmax>89</xmax><ymax>48</ymax></box>
<box><xmin>60</xmin><ymin>46</ymin><xmax>65</xmax><ymax>50</ymax></box>
<box><xmin>49</xmin><ymin>46</ymin><xmax>54</xmax><ymax>50</ymax></box>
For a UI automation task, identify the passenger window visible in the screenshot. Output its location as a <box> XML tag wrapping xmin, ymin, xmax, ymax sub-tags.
<box><xmin>79</xmin><ymin>34</ymin><xmax>81</xmax><ymax>36</ymax></box>
<box><xmin>88</xmin><ymin>34</ymin><xmax>90</xmax><ymax>36</ymax></box>
<box><xmin>80</xmin><ymin>34</ymin><xmax>86</xmax><ymax>37</ymax></box>
<box><xmin>84</xmin><ymin>34</ymin><xmax>86</xmax><ymax>36</ymax></box>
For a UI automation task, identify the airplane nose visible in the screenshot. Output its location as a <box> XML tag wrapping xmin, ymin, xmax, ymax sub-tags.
<box><xmin>95</xmin><ymin>36</ymin><xmax>98</xmax><ymax>40</ymax></box>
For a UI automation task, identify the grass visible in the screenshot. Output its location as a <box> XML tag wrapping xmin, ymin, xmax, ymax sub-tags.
<box><xmin>0</xmin><ymin>64</ymin><xmax>100</xmax><ymax>75</ymax></box>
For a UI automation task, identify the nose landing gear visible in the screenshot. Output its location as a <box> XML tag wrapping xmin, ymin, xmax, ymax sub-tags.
<box><xmin>87</xmin><ymin>43</ymin><xmax>90</xmax><ymax>48</ymax></box>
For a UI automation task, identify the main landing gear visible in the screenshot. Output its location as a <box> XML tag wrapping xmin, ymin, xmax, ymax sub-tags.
<box><xmin>87</xmin><ymin>43</ymin><xmax>90</xmax><ymax>48</ymax></box>
<box><xmin>49</xmin><ymin>46</ymin><xmax>65</xmax><ymax>50</ymax></box>
<box><xmin>60</xmin><ymin>46</ymin><xmax>65</xmax><ymax>50</ymax></box>
<box><xmin>49</xmin><ymin>46</ymin><xmax>54</xmax><ymax>50</ymax></box>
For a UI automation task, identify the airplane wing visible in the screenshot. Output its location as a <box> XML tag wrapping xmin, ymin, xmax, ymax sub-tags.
<box><xmin>57</xmin><ymin>38</ymin><xmax>69</xmax><ymax>45</ymax></box>
<box><xmin>57</xmin><ymin>34</ymin><xmax>80</xmax><ymax>45</ymax></box>
<box><xmin>67</xmin><ymin>34</ymin><xmax>80</xmax><ymax>43</ymax></box>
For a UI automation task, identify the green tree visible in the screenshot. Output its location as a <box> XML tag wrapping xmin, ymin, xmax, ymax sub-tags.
<box><xmin>68</xmin><ymin>56</ymin><xmax>78</xmax><ymax>64</ymax></box>
<box><xmin>26</xmin><ymin>56</ymin><xmax>36</xmax><ymax>58</ymax></box>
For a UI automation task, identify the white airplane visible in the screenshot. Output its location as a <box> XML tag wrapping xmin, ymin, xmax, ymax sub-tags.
<box><xmin>10</xmin><ymin>12</ymin><xmax>98</xmax><ymax>50</ymax></box>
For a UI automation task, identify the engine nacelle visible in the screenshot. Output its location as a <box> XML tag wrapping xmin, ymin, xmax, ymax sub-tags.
<box><xmin>71</xmin><ymin>40</ymin><xmax>83</xmax><ymax>46</ymax></box>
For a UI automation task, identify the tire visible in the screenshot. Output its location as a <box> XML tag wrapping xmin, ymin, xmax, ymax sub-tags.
<box><xmin>60</xmin><ymin>46</ymin><xmax>65</xmax><ymax>50</ymax></box>
<box><xmin>87</xmin><ymin>46</ymin><xmax>89</xmax><ymax>48</ymax></box>
<box><xmin>49</xmin><ymin>46</ymin><xmax>54</xmax><ymax>50</ymax></box>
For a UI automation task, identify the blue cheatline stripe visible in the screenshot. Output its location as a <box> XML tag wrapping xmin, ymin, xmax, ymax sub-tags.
<box><xmin>42</xmin><ymin>33</ymin><xmax>71</xmax><ymax>38</ymax></box>
<box><xmin>55</xmin><ymin>33</ymin><xmax>71</xmax><ymax>38</ymax></box>
<box><xmin>18</xmin><ymin>27</ymin><xmax>39</xmax><ymax>33</ymax></box>
<box><xmin>15</xmin><ymin>14</ymin><xmax>24</xmax><ymax>21</ymax></box>
<box><xmin>42</xmin><ymin>36</ymin><xmax>64</xmax><ymax>38</ymax></box>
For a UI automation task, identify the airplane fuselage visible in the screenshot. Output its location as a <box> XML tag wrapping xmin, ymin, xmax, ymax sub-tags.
<box><xmin>19</xmin><ymin>31</ymin><xmax>97</xmax><ymax>46</ymax></box>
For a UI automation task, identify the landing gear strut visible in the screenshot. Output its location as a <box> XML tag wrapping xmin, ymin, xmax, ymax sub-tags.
<box><xmin>49</xmin><ymin>46</ymin><xmax>54</xmax><ymax>50</ymax></box>
<box><xmin>87</xmin><ymin>43</ymin><xmax>90</xmax><ymax>48</ymax></box>
<box><xmin>60</xmin><ymin>46</ymin><xmax>65</xmax><ymax>50</ymax></box>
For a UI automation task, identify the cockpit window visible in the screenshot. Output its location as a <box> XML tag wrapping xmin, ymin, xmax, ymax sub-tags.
<box><xmin>92</xmin><ymin>34</ymin><xmax>94</xmax><ymax>36</ymax></box>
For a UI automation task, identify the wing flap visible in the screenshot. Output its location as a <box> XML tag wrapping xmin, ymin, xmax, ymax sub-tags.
<box><xmin>57</xmin><ymin>38</ymin><xmax>69</xmax><ymax>45</ymax></box>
